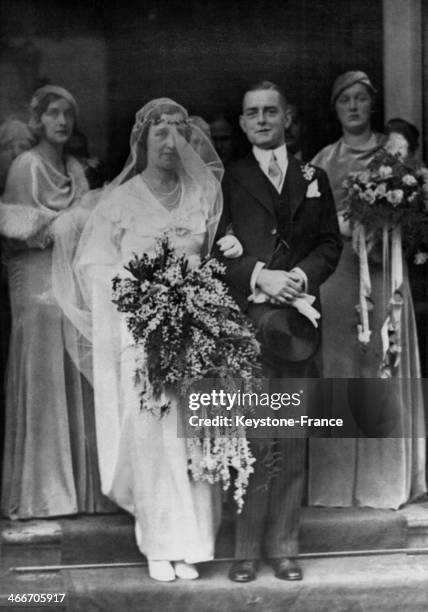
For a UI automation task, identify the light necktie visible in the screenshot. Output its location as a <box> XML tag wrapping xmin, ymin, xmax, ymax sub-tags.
<box><xmin>267</xmin><ymin>152</ymin><xmax>283</xmax><ymax>192</ymax></box>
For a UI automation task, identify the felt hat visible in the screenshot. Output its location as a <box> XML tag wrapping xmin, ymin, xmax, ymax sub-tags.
<box><xmin>331</xmin><ymin>70</ymin><xmax>376</xmax><ymax>106</ymax></box>
<box><xmin>248</xmin><ymin>303</ymin><xmax>319</xmax><ymax>364</ymax></box>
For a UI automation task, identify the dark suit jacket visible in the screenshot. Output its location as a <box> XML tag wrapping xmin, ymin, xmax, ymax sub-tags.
<box><xmin>216</xmin><ymin>153</ymin><xmax>342</xmax><ymax>311</ymax></box>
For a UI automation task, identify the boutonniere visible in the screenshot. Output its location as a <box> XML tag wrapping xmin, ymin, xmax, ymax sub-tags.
<box><xmin>306</xmin><ymin>179</ymin><xmax>321</xmax><ymax>198</ymax></box>
<box><xmin>301</xmin><ymin>163</ymin><xmax>316</xmax><ymax>182</ymax></box>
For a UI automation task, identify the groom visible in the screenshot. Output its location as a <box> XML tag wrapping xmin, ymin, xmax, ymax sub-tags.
<box><xmin>217</xmin><ymin>81</ymin><xmax>341</xmax><ymax>582</ymax></box>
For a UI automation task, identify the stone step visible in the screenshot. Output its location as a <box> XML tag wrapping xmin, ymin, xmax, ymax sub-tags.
<box><xmin>2</xmin><ymin>504</ymin><xmax>426</xmax><ymax>572</ymax></box>
<box><xmin>1</xmin><ymin>554</ymin><xmax>428</xmax><ymax>612</ymax></box>
<box><xmin>398</xmin><ymin>501</ymin><xmax>428</xmax><ymax>548</ymax></box>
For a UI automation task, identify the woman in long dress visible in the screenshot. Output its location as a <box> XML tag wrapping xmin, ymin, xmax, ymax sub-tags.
<box><xmin>308</xmin><ymin>71</ymin><xmax>426</xmax><ymax>508</ymax></box>
<box><xmin>0</xmin><ymin>119</ymin><xmax>35</xmax><ymax>493</ymax></box>
<box><xmin>54</xmin><ymin>98</ymin><xmax>242</xmax><ymax>581</ymax></box>
<box><xmin>1</xmin><ymin>85</ymin><xmax>112</xmax><ymax>518</ymax></box>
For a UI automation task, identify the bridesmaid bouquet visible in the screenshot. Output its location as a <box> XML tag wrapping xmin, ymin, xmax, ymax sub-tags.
<box><xmin>342</xmin><ymin>150</ymin><xmax>428</xmax><ymax>376</ymax></box>
<box><xmin>112</xmin><ymin>235</ymin><xmax>261</xmax><ymax>511</ymax></box>
<box><xmin>343</xmin><ymin>150</ymin><xmax>428</xmax><ymax>255</ymax></box>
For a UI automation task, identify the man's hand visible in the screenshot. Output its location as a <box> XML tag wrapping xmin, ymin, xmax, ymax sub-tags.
<box><xmin>287</xmin><ymin>269</ymin><xmax>305</xmax><ymax>291</ymax></box>
<box><xmin>256</xmin><ymin>269</ymin><xmax>303</xmax><ymax>303</ymax></box>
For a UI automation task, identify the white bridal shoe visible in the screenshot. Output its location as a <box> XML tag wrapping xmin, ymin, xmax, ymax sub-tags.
<box><xmin>173</xmin><ymin>561</ymin><xmax>199</xmax><ymax>580</ymax></box>
<box><xmin>148</xmin><ymin>560</ymin><xmax>175</xmax><ymax>582</ymax></box>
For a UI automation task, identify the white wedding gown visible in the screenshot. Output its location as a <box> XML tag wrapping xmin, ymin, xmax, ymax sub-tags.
<box><xmin>76</xmin><ymin>174</ymin><xmax>220</xmax><ymax>562</ymax></box>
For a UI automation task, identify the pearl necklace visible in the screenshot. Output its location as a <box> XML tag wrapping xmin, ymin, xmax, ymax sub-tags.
<box><xmin>142</xmin><ymin>173</ymin><xmax>182</xmax><ymax>210</ymax></box>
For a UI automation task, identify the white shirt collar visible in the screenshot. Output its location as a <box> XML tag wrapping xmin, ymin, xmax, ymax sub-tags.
<box><xmin>253</xmin><ymin>144</ymin><xmax>288</xmax><ymax>170</ymax></box>
<box><xmin>252</xmin><ymin>144</ymin><xmax>288</xmax><ymax>192</ymax></box>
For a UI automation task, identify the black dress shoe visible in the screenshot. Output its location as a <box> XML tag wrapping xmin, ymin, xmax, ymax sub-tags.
<box><xmin>270</xmin><ymin>557</ymin><xmax>302</xmax><ymax>581</ymax></box>
<box><xmin>228</xmin><ymin>560</ymin><xmax>257</xmax><ymax>582</ymax></box>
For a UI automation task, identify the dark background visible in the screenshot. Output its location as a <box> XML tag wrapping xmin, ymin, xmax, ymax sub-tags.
<box><xmin>0</xmin><ymin>0</ymin><xmax>384</xmax><ymax>175</ymax></box>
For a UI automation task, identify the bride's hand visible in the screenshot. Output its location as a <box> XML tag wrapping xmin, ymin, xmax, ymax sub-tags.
<box><xmin>216</xmin><ymin>234</ymin><xmax>243</xmax><ymax>259</ymax></box>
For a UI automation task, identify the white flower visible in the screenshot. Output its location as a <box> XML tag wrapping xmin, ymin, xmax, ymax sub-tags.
<box><xmin>414</xmin><ymin>251</ymin><xmax>428</xmax><ymax>265</ymax></box>
<box><xmin>417</xmin><ymin>167</ymin><xmax>428</xmax><ymax>181</ymax></box>
<box><xmin>358</xmin><ymin>170</ymin><xmax>371</xmax><ymax>184</ymax></box>
<box><xmin>386</xmin><ymin>189</ymin><xmax>404</xmax><ymax>206</ymax></box>
<box><xmin>374</xmin><ymin>183</ymin><xmax>387</xmax><ymax>198</ymax></box>
<box><xmin>378</xmin><ymin>165</ymin><xmax>393</xmax><ymax>179</ymax></box>
<box><xmin>402</xmin><ymin>174</ymin><xmax>417</xmax><ymax>186</ymax></box>
<box><xmin>362</xmin><ymin>189</ymin><xmax>376</xmax><ymax>204</ymax></box>
<box><xmin>301</xmin><ymin>163</ymin><xmax>315</xmax><ymax>181</ymax></box>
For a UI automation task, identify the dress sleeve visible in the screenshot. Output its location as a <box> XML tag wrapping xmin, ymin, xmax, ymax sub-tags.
<box><xmin>3</xmin><ymin>152</ymin><xmax>35</xmax><ymax>205</ymax></box>
<box><xmin>3</xmin><ymin>151</ymin><xmax>51</xmax><ymax>209</ymax></box>
<box><xmin>1</xmin><ymin>153</ymin><xmax>57</xmax><ymax>248</ymax></box>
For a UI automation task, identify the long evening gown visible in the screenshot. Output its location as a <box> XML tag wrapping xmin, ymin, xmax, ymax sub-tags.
<box><xmin>308</xmin><ymin>135</ymin><xmax>426</xmax><ymax>508</ymax></box>
<box><xmin>76</xmin><ymin>174</ymin><xmax>219</xmax><ymax>562</ymax></box>
<box><xmin>1</xmin><ymin>150</ymin><xmax>113</xmax><ymax>518</ymax></box>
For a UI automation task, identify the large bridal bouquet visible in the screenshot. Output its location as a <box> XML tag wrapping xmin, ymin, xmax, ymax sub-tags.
<box><xmin>112</xmin><ymin>236</ymin><xmax>261</xmax><ymax>511</ymax></box>
<box><xmin>343</xmin><ymin>149</ymin><xmax>428</xmax><ymax>376</ymax></box>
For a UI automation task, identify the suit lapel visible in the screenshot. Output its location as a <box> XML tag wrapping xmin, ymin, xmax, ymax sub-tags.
<box><xmin>235</xmin><ymin>153</ymin><xmax>277</xmax><ymax>217</ymax></box>
<box><xmin>282</xmin><ymin>155</ymin><xmax>308</xmax><ymax>218</ymax></box>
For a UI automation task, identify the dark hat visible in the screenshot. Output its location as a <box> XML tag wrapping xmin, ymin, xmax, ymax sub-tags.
<box><xmin>248</xmin><ymin>303</ymin><xmax>319</xmax><ymax>364</ymax></box>
<box><xmin>331</xmin><ymin>70</ymin><xmax>376</xmax><ymax>106</ymax></box>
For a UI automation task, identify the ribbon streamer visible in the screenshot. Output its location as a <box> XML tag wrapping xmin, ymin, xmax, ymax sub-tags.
<box><xmin>354</xmin><ymin>221</ymin><xmax>404</xmax><ymax>376</ymax></box>
<box><xmin>379</xmin><ymin>225</ymin><xmax>403</xmax><ymax>376</ymax></box>
<box><xmin>354</xmin><ymin>223</ymin><xmax>372</xmax><ymax>346</ymax></box>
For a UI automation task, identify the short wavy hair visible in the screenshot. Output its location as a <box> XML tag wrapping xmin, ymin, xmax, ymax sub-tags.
<box><xmin>243</xmin><ymin>80</ymin><xmax>288</xmax><ymax>113</ymax></box>
<box><xmin>28</xmin><ymin>86</ymin><xmax>77</xmax><ymax>142</ymax></box>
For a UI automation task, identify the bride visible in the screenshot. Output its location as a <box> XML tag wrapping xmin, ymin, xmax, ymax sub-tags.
<box><xmin>53</xmin><ymin>98</ymin><xmax>242</xmax><ymax>582</ymax></box>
